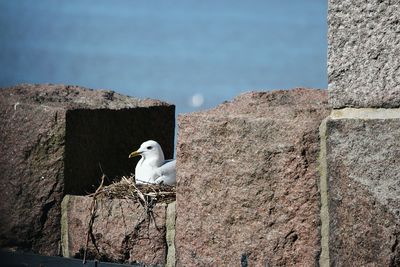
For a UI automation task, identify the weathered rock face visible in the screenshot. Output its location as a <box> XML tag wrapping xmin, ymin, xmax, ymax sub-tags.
<box><xmin>328</xmin><ymin>0</ymin><xmax>400</xmax><ymax>108</ymax></box>
<box><xmin>0</xmin><ymin>91</ymin><xmax>65</xmax><ymax>256</ymax></box>
<box><xmin>176</xmin><ymin>89</ymin><xmax>330</xmax><ymax>266</ymax></box>
<box><xmin>61</xmin><ymin>195</ymin><xmax>167</xmax><ymax>265</ymax></box>
<box><xmin>325</xmin><ymin>109</ymin><xmax>400</xmax><ymax>266</ymax></box>
<box><xmin>0</xmin><ymin>84</ymin><xmax>175</xmax><ymax>255</ymax></box>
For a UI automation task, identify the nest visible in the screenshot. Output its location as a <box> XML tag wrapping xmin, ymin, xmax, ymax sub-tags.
<box><xmin>88</xmin><ymin>176</ymin><xmax>176</xmax><ymax>204</ymax></box>
<box><xmin>82</xmin><ymin>175</ymin><xmax>175</xmax><ymax>263</ymax></box>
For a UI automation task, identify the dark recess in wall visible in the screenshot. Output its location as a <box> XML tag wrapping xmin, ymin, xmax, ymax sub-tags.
<box><xmin>64</xmin><ymin>107</ymin><xmax>175</xmax><ymax>195</ymax></box>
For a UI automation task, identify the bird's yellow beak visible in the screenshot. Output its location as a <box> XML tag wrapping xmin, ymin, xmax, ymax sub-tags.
<box><xmin>128</xmin><ymin>150</ymin><xmax>141</xmax><ymax>158</ymax></box>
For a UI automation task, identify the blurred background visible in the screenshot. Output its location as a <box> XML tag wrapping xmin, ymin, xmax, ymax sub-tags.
<box><xmin>0</xmin><ymin>0</ymin><xmax>327</xmax><ymax>115</ymax></box>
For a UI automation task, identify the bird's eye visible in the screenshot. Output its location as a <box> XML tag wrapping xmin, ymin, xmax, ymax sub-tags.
<box><xmin>147</xmin><ymin>146</ymin><xmax>153</xmax><ymax>150</ymax></box>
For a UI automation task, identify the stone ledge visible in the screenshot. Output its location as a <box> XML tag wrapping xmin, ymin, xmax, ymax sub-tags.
<box><xmin>318</xmin><ymin>118</ymin><xmax>329</xmax><ymax>267</ymax></box>
<box><xmin>330</xmin><ymin>108</ymin><xmax>400</xmax><ymax>120</ymax></box>
<box><xmin>166</xmin><ymin>202</ymin><xmax>176</xmax><ymax>267</ymax></box>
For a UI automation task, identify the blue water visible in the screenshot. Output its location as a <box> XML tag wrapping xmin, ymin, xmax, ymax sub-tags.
<box><xmin>0</xmin><ymin>0</ymin><xmax>327</xmax><ymax>115</ymax></box>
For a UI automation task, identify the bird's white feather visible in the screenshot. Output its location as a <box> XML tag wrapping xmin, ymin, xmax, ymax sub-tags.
<box><xmin>133</xmin><ymin>140</ymin><xmax>176</xmax><ymax>185</ymax></box>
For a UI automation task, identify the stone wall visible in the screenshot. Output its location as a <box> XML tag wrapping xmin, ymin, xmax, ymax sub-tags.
<box><xmin>323</xmin><ymin>0</ymin><xmax>400</xmax><ymax>266</ymax></box>
<box><xmin>175</xmin><ymin>89</ymin><xmax>330</xmax><ymax>266</ymax></box>
<box><xmin>2</xmin><ymin>1</ymin><xmax>400</xmax><ymax>264</ymax></box>
<box><xmin>0</xmin><ymin>84</ymin><xmax>175</xmax><ymax>255</ymax></box>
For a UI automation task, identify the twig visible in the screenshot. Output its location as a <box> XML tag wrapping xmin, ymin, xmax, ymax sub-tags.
<box><xmin>83</xmin><ymin>174</ymin><xmax>105</xmax><ymax>264</ymax></box>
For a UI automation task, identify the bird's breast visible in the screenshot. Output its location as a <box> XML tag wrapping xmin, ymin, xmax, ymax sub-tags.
<box><xmin>135</xmin><ymin>162</ymin><xmax>160</xmax><ymax>183</ymax></box>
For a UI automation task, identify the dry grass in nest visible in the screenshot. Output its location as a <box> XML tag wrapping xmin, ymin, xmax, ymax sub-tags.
<box><xmin>89</xmin><ymin>176</ymin><xmax>176</xmax><ymax>204</ymax></box>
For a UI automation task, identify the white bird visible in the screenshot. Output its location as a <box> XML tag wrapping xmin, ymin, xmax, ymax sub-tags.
<box><xmin>128</xmin><ymin>140</ymin><xmax>176</xmax><ymax>185</ymax></box>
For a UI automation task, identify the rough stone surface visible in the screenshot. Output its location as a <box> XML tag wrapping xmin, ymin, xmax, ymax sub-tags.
<box><xmin>61</xmin><ymin>195</ymin><xmax>167</xmax><ymax>265</ymax></box>
<box><xmin>328</xmin><ymin>0</ymin><xmax>400</xmax><ymax>108</ymax></box>
<box><xmin>0</xmin><ymin>88</ymin><xmax>66</xmax><ymax>256</ymax></box>
<box><xmin>176</xmin><ymin>89</ymin><xmax>330</xmax><ymax>266</ymax></box>
<box><xmin>0</xmin><ymin>84</ymin><xmax>175</xmax><ymax>255</ymax></box>
<box><xmin>166</xmin><ymin>202</ymin><xmax>176</xmax><ymax>267</ymax></box>
<box><xmin>326</xmin><ymin>116</ymin><xmax>400</xmax><ymax>266</ymax></box>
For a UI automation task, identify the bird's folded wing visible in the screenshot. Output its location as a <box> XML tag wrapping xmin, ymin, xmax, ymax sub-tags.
<box><xmin>156</xmin><ymin>160</ymin><xmax>176</xmax><ymax>176</ymax></box>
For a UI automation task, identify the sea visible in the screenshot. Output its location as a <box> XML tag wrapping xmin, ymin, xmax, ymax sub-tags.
<box><xmin>0</xmin><ymin>0</ymin><xmax>328</xmax><ymax>115</ymax></box>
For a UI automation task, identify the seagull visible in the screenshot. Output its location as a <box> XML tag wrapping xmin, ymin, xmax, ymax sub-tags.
<box><xmin>128</xmin><ymin>140</ymin><xmax>176</xmax><ymax>185</ymax></box>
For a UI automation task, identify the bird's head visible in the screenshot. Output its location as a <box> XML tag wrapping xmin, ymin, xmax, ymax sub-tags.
<box><xmin>129</xmin><ymin>140</ymin><xmax>165</xmax><ymax>162</ymax></box>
